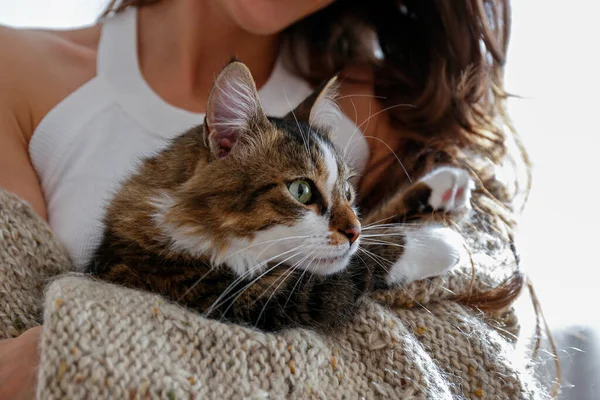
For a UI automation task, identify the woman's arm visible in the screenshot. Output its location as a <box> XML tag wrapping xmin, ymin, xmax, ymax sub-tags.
<box><xmin>0</xmin><ymin>26</ymin><xmax>48</xmax><ymax>220</ymax></box>
<box><xmin>0</xmin><ymin>326</ymin><xmax>41</xmax><ymax>400</ymax></box>
<box><xmin>0</xmin><ymin>26</ymin><xmax>49</xmax><ymax>400</ymax></box>
<box><xmin>0</xmin><ymin>123</ymin><xmax>47</xmax><ymax>220</ymax></box>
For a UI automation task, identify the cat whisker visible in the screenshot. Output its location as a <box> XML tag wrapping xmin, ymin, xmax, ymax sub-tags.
<box><xmin>252</xmin><ymin>266</ymin><xmax>302</xmax><ymax>326</ymax></box>
<box><xmin>206</xmin><ymin>245</ymin><xmax>311</xmax><ymax>316</ymax></box>
<box><xmin>212</xmin><ymin>261</ymin><xmax>288</xmax><ymax>320</ymax></box>
<box><xmin>359</xmin><ymin>239</ymin><xmax>406</xmax><ymax>249</ymax></box>
<box><xmin>359</xmin><ymin>246</ymin><xmax>393</xmax><ymax>268</ymax></box>
<box><xmin>252</xmin><ymin>249</ymin><xmax>317</xmax><ymax>327</ymax></box>
<box><xmin>218</xmin><ymin>242</ymin><xmax>313</xmax><ymax>299</ymax></box>
<box><xmin>343</xmin><ymin>104</ymin><xmax>379</xmax><ymax>163</ymax></box>
<box><xmin>362</xmin><ymin>222</ymin><xmax>430</xmax><ymax>231</ymax></box>
<box><xmin>347</xmin><ymin>172</ymin><xmax>368</xmax><ymax>182</ymax></box>
<box><xmin>220</xmin><ymin>235</ymin><xmax>313</xmax><ymax>263</ymax></box>
<box><xmin>224</xmin><ymin>242</ymin><xmax>310</xmax><ymax>290</ymax></box>
<box><xmin>362</xmin><ymin>135</ymin><xmax>412</xmax><ymax>182</ymax></box>
<box><xmin>251</xmin><ymin>237</ymin><xmax>318</xmax><ymax>264</ymax></box>
<box><xmin>360</xmin><ymin>236</ymin><xmax>407</xmax><ymax>243</ymax></box>
<box><xmin>176</xmin><ymin>267</ymin><xmax>217</xmax><ymax>302</ymax></box>
<box><xmin>360</xmin><ymin>236</ymin><xmax>408</xmax><ymax>244</ymax></box>
<box><xmin>435</xmin><ymin>284</ymin><xmax>457</xmax><ymax>295</ymax></box>
<box><xmin>282</xmin><ymin>268</ymin><xmax>309</xmax><ymax>311</ymax></box>
<box><xmin>393</xmin><ymin>282</ymin><xmax>435</xmax><ymax>317</ymax></box>
<box><xmin>295</xmin><ymin>245</ymin><xmax>331</xmax><ymax>283</ymax></box>
<box><xmin>343</xmin><ymin>102</ymin><xmax>415</xmax><ymax>183</ymax></box>
<box><xmin>279</xmin><ymin>246</ymin><xmax>333</xmax><ymax>320</ymax></box>
<box><xmin>299</xmin><ymin>247</ymin><xmax>329</xmax><ymax>293</ymax></box>
<box><xmin>361</xmin><ymin>231</ymin><xmax>412</xmax><ymax>236</ymax></box>
<box><xmin>342</xmin><ymin>96</ymin><xmax>379</xmax><ymax>157</ymax></box>
<box><xmin>358</xmin><ymin>247</ymin><xmax>391</xmax><ymax>274</ymax></box>
<box><xmin>362</xmin><ymin>216</ymin><xmax>400</xmax><ymax>228</ymax></box>
<box><xmin>211</xmin><ymin>244</ymin><xmax>315</xmax><ymax>317</ymax></box>
<box><xmin>335</xmin><ymin>93</ymin><xmax>387</xmax><ymax>101</ymax></box>
<box><xmin>353</xmin><ymin>252</ymin><xmax>373</xmax><ymax>283</ymax></box>
<box><xmin>362</xmin><ymin>231</ymin><xmax>451</xmax><ymax>239</ymax></box>
<box><xmin>354</xmin><ymin>102</ymin><xmax>416</xmax><ymax>136</ymax></box>
<box><xmin>241</xmin><ymin>240</ymin><xmax>316</xmax><ymax>277</ymax></box>
<box><xmin>285</xmin><ymin>92</ymin><xmax>311</xmax><ymax>159</ymax></box>
<box><xmin>341</xmin><ymin>97</ymin><xmax>361</xmax><ymax>160</ymax></box>
<box><xmin>204</xmin><ymin>263</ymin><xmax>272</xmax><ymax>316</ymax></box>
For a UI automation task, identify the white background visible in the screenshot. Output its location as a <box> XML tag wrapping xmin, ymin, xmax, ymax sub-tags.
<box><xmin>1</xmin><ymin>0</ymin><xmax>599</xmax><ymax>365</ymax></box>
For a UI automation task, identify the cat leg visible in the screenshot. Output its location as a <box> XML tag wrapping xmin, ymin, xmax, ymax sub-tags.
<box><xmin>419</xmin><ymin>166</ymin><xmax>474</xmax><ymax>213</ymax></box>
<box><xmin>384</xmin><ymin>167</ymin><xmax>474</xmax><ymax>285</ymax></box>
<box><xmin>385</xmin><ymin>224</ymin><xmax>466</xmax><ymax>285</ymax></box>
<box><xmin>363</xmin><ymin>166</ymin><xmax>474</xmax><ymax>226</ymax></box>
<box><xmin>360</xmin><ymin>167</ymin><xmax>473</xmax><ymax>286</ymax></box>
<box><xmin>400</xmin><ymin>166</ymin><xmax>474</xmax><ymax>217</ymax></box>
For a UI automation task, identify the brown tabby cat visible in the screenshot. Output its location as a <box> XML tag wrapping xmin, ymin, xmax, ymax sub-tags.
<box><xmin>87</xmin><ymin>61</ymin><xmax>474</xmax><ymax>331</ymax></box>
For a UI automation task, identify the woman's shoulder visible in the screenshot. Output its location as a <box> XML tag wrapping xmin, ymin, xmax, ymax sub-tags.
<box><xmin>0</xmin><ymin>24</ymin><xmax>100</xmax><ymax>141</ymax></box>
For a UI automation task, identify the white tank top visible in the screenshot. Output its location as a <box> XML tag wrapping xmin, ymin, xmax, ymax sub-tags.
<box><xmin>28</xmin><ymin>8</ymin><xmax>368</xmax><ymax>270</ymax></box>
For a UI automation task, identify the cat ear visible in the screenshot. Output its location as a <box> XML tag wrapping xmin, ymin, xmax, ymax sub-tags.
<box><xmin>284</xmin><ymin>76</ymin><xmax>341</xmax><ymax>136</ymax></box>
<box><xmin>205</xmin><ymin>61</ymin><xmax>268</xmax><ymax>158</ymax></box>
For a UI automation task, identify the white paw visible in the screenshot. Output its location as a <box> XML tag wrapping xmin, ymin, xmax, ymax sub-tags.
<box><xmin>387</xmin><ymin>225</ymin><xmax>465</xmax><ymax>286</ymax></box>
<box><xmin>420</xmin><ymin>166</ymin><xmax>474</xmax><ymax>213</ymax></box>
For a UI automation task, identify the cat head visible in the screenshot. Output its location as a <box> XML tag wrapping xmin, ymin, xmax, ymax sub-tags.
<box><xmin>153</xmin><ymin>61</ymin><xmax>360</xmax><ymax>277</ymax></box>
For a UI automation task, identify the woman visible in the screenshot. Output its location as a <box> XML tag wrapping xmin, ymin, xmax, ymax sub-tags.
<box><xmin>0</xmin><ymin>0</ymin><xmax>528</xmax><ymax>398</ymax></box>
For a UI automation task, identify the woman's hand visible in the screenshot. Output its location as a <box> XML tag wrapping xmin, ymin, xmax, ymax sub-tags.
<box><xmin>0</xmin><ymin>326</ymin><xmax>41</xmax><ymax>400</ymax></box>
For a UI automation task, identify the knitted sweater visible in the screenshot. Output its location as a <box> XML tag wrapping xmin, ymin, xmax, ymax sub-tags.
<box><xmin>0</xmin><ymin>188</ymin><xmax>547</xmax><ymax>399</ymax></box>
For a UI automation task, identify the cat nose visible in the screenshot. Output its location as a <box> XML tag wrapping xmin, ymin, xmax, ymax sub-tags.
<box><xmin>340</xmin><ymin>226</ymin><xmax>361</xmax><ymax>246</ymax></box>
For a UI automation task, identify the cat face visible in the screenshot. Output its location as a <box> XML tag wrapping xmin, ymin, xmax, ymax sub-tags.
<box><xmin>154</xmin><ymin>62</ymin><xmax>360</xmax><ymax>277</ymax></box>
<box><xmin>210</xmin><ymin>118</ymin><xmax>361</xmax><ymax>278</ymax></box>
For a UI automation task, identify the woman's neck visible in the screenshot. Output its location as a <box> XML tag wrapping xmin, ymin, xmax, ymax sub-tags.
<box><xmin>137</xmin><ymin>0</ymin><xmax>280</xmax><ymax>113</ymax></box>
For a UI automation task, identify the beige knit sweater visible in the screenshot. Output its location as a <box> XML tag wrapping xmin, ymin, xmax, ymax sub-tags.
<box><xmin>0</xmin><ymin>188</ymin><xmax>547</xmax><ymax>399</ymax></box>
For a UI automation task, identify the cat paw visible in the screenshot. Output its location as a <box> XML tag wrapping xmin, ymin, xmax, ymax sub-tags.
<box><xmin>419</xmin><ymin>166</ymin><xmax>474</xmax><ymax>213</ymax></box>
<box><xmin>386</xmin><ymin>225</ymin><xmax>465</xmax><ymax>286</ymax></box>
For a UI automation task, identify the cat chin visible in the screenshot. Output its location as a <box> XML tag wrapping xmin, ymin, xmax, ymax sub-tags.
<box><xmin>222</xmin><ymin>242</ymin><xmax>357</xmax><ymax>278</ymax></box>
<box><xmin>299</xmin><ymin>253</ymin><xmax>353</xmax><ymax>276</ymax></box>
<box><xmin>292</xmin><ymin>238</ymin><xmax>359</xmax><ymax>276</ymax></box>
<box><xmin>221</xmin><ymin>251</ymin><xmax>352</xmax><ymax>278</ymax></box>
<box><xmin>217</xmin><ymin>211</ymin><xmax>359</xmax><ymax>277</ymax></box>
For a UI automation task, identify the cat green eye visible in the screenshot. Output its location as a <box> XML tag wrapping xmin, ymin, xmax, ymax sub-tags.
<box><xmin>288</xmin><ymin>180</ymin><xmax>312</xmax><ymax>204</ymax></box>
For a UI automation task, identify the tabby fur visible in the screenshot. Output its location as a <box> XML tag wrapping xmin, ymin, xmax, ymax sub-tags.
<box><xmin>88</xmin><ymin>61</ymin><xmax>472</xmax><ymax>331</ymax></box>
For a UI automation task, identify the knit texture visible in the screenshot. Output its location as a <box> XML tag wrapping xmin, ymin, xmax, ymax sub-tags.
<box><xmin>0</xmin><ymin>190</ymin><xmax>72</xmax><ymax>338</ymax></box>
<box><xmin>0</xmin><ymin>188</ymin><xmax>547</xmax><ymax>399</ymax></box>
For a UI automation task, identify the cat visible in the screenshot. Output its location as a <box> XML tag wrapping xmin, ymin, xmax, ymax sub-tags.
<box><xmin>87</xmin><ymin>61</ymin><xmax>474</xmax><ymax>332</ymax></box>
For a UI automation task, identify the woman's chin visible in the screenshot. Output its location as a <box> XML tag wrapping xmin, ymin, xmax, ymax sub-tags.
<box><xmin>222</xmin><ymin>0</ymin><xmax>335</xmax><ymax>36</ymax></box>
